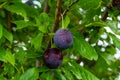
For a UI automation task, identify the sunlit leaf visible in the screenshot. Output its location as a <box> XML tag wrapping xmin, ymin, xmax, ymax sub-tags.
<box><xmin>69</xmin><ymin>64</ymin><xmax>82</xmax><ymax>79</ymax></box>
<box><xmin>73</xmin><ymin>34</ymin><xmax>98</xmax><ymax>60</ymax></box>
<box><xmin>20</xmin><ymin>68</ymin><xmax>39</xmax><ymax>80</ymax></box>
<box><xmin>107</xmin><ymin>21</ymin><xmax>118</xmax><ymax>33</ymax></box>
<box><xmin>100</xmin><ymin>53</ymin><xmax>114</xmax><ymax>65</ymax></box>
<box><xmin>78</xmin><ymin>0</ymin><xmax>101</xmax><ymax>10</ymax></box>
<box><xmin>31</xmin><ymin>33</ymin><xmax>43</xmax><ymax>51</ymax></box>
<box><xmin>4</xmin><ymin>2</ymin><xmax>27</xmax><ymax>18</ymax></box>
<box><xmin>55</xmin><ymin>70</ymin><xmax>67</xmax><ymax>80</ymax></box>
<box><xmin>35</xmin><ymin>13</ymin><xmax>49</xmax><ymax>33</ymax></box>
<box><xmin>0</xmin><ymin>75</ymin><xmax>6</xmax><ymax>80</ymax></box>
<box><xmin>61</xmin><ymin>67</ymin><xmax>74</xmax><ymax>80</ymax></box>
<box><xmin>13</xmin><ymin>20</ymin><xmax>35</xmax><ymax>30</ymax></box>
<box><xmin>3</xmin><ymin>28</ymin><xmax>13</xmax><ymax>43</ymax></box>
<box><xmin>0</xmin><ymin>48</ymin><xmax>6</xmax><ymax>62</ymax></box>
<box><xmin>64</xmin><ymin>15</ymin><xmax>70</xmax><ymax>28</ymax></box>
<box><xmin>70</xmin><ymin>61</ymin><xmax>99</xmax><ymax>80</ymax></box>
<box><xmin>6</xmin><ymin>50</ymin><xmax>15</xmax><ymax>66</ymax></box>
<box><xmin>109</xmin><ymin>33</ymin><xmax>120</xmax><ymax>49</ymax></box>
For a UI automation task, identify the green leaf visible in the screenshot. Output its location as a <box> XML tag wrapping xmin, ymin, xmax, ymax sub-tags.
<box><xmin>0</xmin><ymin>2</ymin><xmax>6</xmax><ymax>8</ymax></box>
<box><xmin>13</xmin><ymin>20</ymin><xmax>35</xmax><ymax>30</ymax></box>
<box><xmin>0</xmin><ymin>48</ymin><xmax>6</xmax><ymax>62</ymax></box>
<box><xmin>61</xmin><ymin>67</ymin><xmax>74</xmax><ymax>80</ymax></box>
<box><xmin>6</xmin><ymin>50</ymin><xmax>15</xmax><ymax>66</ymax></box>
<box><xmin>78</xmin><ymin>0</ymin><xmax>101</xmax><ymax>10</ymax></box>
<box><xmin>45</xmin><ymin>72</ymin><xmax>54</xmax><ymax>80</ymax></box>
<box><xmin>73</xmin><ymin>34</ymin><xmax>98</xmax><ymax>60</ymax></box>
<box><xmin>3</xmin><ymin>28</ymin><xmax>13</xmax><ymax>43</ymax></box>
<box><xmin>68</xmin><ymin>64</ymin><xmax>82</xmax><ymax>79</ymax></box>
<box><xmin>31</xmin><ymin>33</ymin><xmax>43</xmax><ymax>51</ymax></box>
<box><xmin>55</xmin><ymin>70</ymin><xmax>67</xmax><ymax>80</ymax></box>
<box><xmin>0</xmin><ymin>75</ymin><xmax>7</xmax><ymax>80</ymax></box>
<box><xmin>20</xmin><ymin>68</ymin><xmax>39</xmax><ymax>80</ymax></box>
<box><xmin>86</xmin><ymin>21</ymin><xmax>106</xmax><ymax>27</ymax></box>
<box><xmin>15</xmin><ymin>48</ymin><xmax>27</xmax><ymax>64</ymax></box>
<box><xmin>40</xmin><ymin>72</ymin><xmax>53</xmax><ymax>80</ymax></box>
<box><xmin>4</xmin><ymin>2</ymin><xmax>27</xmax><ymax>18</ymax></box>
<box><xmin>35</xmin><ymin>13</ymin><xmax>49</xmax><ymax>33</ymax></box>
<box><xmin>105</xmin><ymin>45</ymin><xmax>116</xmax><ymax>55</ymax></box>
<box><xmin>4</xmin><ymin>64</ymin><xmax>15</xmax><ymax>77</ymax></box>
<box><xmin>64</xmin><ymin>15</ymin><xmax>70</xmax><ymax>28</ymax></box>
<box><xmin>107</xmin><ymin>21</ymin><xmax>118</xmax><ymax>33</ymax></box>
<box><xmin>38</xmin><ymin>67</ymin><xmax>49</xmax><ymax>73</ymax></box>
<box><xmin>0</xmin><ymin>24</ymin><xmax>3</xmax><ymax>39</ymax></box>
<box><xmin>109</xmin><ymin>33</ymin><xmax>120</xmax><ymax>49</ymax></box>
<box><xmin>70</xmin><ymin>62</ymin><xmax>99</xmax><ymax>80</ymax></box>
<box><xmin>100</xmin><ymin>53</ymin><xmax>114</xmax><ymax>65</ymax></box>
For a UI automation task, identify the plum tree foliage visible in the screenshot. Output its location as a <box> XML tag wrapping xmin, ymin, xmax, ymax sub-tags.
<box><xmin>0</xmin><ymin>0</ymin><xmax>120</xmax><ymax>80</ymax></box>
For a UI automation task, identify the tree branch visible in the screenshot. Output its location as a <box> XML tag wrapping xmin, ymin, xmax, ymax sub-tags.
<box><xmin>101</xmin><ymin>2</ymin><xmax>111</xmax><ymax>21</ymax></box>
<box><xmin>46</xmin><ymin>0</ymin><xmax>62</xmax><ymax>50</ymax></box>
<box><xmin>43</xmin><ymin>0</ymin><xmax>50</xmax><ymax>13</ymax></box>
<box><xmin>52</xmin><ymin>0</ymin><xmax>62</xmax><ymax>32</ymax></box>
<box><xmin>7</xmin><ymin>11</ymin><xmax>12</xmax><ymax>32</ymax></box>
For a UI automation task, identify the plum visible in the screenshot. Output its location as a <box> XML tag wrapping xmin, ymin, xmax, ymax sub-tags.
<box><xmin>112</xmin><ymin>0</ymin><xmax>120</xmax><ymax>10</ymax></box>
<box><xmin>25</xmin><ymin>1</ymin><xmax>33</xmax><ymax>6</ymax></box>
<box><xmin>53</xmin><ymin>29</ymin><xmax>73</xmax><ymax>49</ymax></box>
<box><xmin>43</xmin><ymin>48</ymin><xmax>63</xmax><ymax>69</ymax></box>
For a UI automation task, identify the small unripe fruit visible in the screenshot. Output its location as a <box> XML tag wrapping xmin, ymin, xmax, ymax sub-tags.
<box><xmin>112</xmin><ymin>0</ymin><xmax>120</xmax><ymax>10</ymax></box>
<box><xmin>53</xmin><ymin>29</ymin><xmax>73</xmax><ymax>49</ymax></box>
<box><xmin>43</xmin><ymin>48</ymin><xmax>63</xmax><ymax>69</ymax></box>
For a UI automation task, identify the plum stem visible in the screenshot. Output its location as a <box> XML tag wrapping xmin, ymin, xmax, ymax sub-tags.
<box><xmin>61</xmin><ymin>14</ymin><xmax>65</xmax><ymax>29</ymax></box>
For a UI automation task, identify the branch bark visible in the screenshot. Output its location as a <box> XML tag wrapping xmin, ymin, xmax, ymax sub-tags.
<box><xmin>101</xmin><ymin>2</ymin><xmax>111</xmax><ymax>21</ymax></box>
<box><xmin>46</xmin><ymin>0</ymin><xmax>62</xmax><ymax>50</ymax></box>
<box><xmin>7</xmin><ymin>11</ymin><xmax>12</xmax><ymax>32</ymax></box>
<box><xmin>52</xmin><ymin>0</ymin><xmax>62</xmax><ymax>32</ymax></box>
<box><xmin>43</xmin><ymin>0</ymin><xmax>50</xmax><ymax>13</ymax></box>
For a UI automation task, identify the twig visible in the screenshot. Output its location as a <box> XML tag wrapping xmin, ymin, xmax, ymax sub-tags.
<box><xmin>7</xmin><ymin>11</ymin><xmax>12</xmax><ymax>32</ymax></box>
<box><xmin>52</xmin><ymin>0</ymin><xmax>62</xmax><ymax>32</ymax></box>
<box><xmin>101</xmin><ymin>2</ymin><xmax>111</xmax><ymax>21</ymax></box>
<box><xmin>62</xmin><ymin>0</ymin><xmax>79</xmax><ymax>16</ymax></box>
<box><xmin>43</xmin><ymin>0</ymin><xmax>50</xmax><ymax>13</ymax></box>
<box><xmin>46</xmin><ymin>0</ymin><xmax>62</xmax><ymax>50</ymax></box>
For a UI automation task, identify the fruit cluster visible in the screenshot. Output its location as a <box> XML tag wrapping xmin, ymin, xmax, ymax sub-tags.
<box><xmin>43</xmin><ymin>29</ymin><xmax>73</xmax><ymax>69</ymax></box>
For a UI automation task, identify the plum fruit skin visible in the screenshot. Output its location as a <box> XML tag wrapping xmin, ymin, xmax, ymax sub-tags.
<box><xmin>43</xmin><ymin>48</ymin><xmax>63</xmax><ymax>69</ymax></box>
<box><xmin>25</xmin><ymin>1</ymin><xmax>33</xmax><ymax>6</ymax></box>
<box><xmin>53</xmin><ymin>29</ymin><xmax>73</xmax><ymax>49</ymax></box>
<box><xmin>112</xmin><ymin>0</ymin><xmax>120</xmax><ymax>10</ymax></box>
